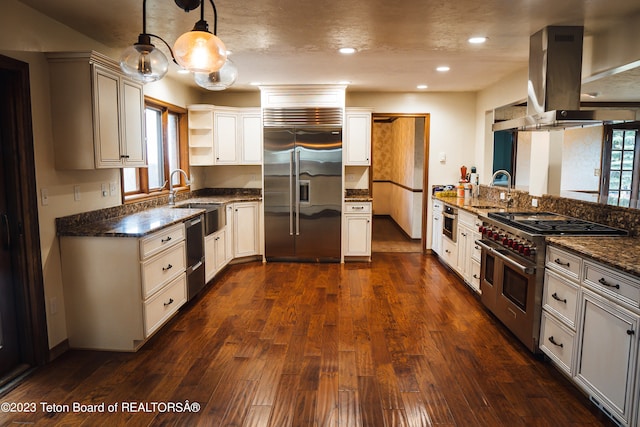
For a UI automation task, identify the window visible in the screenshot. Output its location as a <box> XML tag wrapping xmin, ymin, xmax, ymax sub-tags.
<box><xmin>122</xmin><ymin>98</ymin><xmax>188</xmax><ymax>202</ymax></box>
<box><xmin>601</xmin><ymin>123</ymin><xmax>640</xmax><ymax>207</ymax></box>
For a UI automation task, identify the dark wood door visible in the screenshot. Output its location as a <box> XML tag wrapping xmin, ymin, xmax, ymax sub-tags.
<box><xmin>0</xmin><ymin>70</ymin><xmax>22</xmax><ymax>378</ymax></box>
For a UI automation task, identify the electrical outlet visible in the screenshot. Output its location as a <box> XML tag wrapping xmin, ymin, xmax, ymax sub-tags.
<box><xmin>110</xmin><ymin>182</ymin><xmax>117</xmax><ymax>196</ymax></box>
<box><xmin>594</xmin><ymin>168</ymin><xmax>601</xmax><ymax>177</ymax></box>
<box><xmin>50</xmin><ymin>297</ymin><xmax>58</xmax><ymax>315</ymax></box>
<box><xmin>41</xmin><ymin>188</ymin><xmax>49</xmax><ymax>206</ymax></box>
<box><xmin>500</xmin><ymin>192</ymin><xmax>506</xmax><ymax>200</ymax></box>
<box><xmin>74</xmin><ymin>185</ymin><xmax>81</xmax><ymax>201</ymax></box>
<box><xmin>532</xmin><ymin>198</ymin><xmax>538</xmax><ymax>207</ymax></box>
<box><xmin>101</xmin><ymin>183</ymin><xmax>108</xmax><ymax>197</ymax></box>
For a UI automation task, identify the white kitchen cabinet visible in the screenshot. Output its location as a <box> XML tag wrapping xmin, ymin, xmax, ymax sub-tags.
<box><xmin>205</xmin><ymin>227</ymin><xmax>228</xmax><ymax>282</ymax></box>
<box><xmin>225</xmin><ymin>204</ymin><xmax>234</xmax><ymax>263</ymax></box>
<box><xmin>187</xmin><ymin>106</ymin><xmax>263</xmax><ymax>166</ymax></box>
<box><xmin>47</xmin><ymin>51</ymin><xmax>146</xmax><ymax>169</ymax></box>
<box><xmin>59</xmin><ymin>223</ymin><xmax>187</xmax><ymax>351</ymax></box>
<box><xmin>440</xmin><ymin>236</ymin><xmax>457</xmax><ymax>268</ymax></box>
<box><xmin>344</xmin><ymin>109</ymin><xmax>372</xmax><ymax>165</ymax></box>
<box><xmin>233</xmin><ymin>201</ymin><xmax>261</xmax><ymax>258</ymax></box>
<box><xmin>214</xmin><ymin>108</ymin><xmax>239</xmax><ymax>164</ymax></box>
<box><xmin>575</xmin><ymin>288</ymin><xmax>639</xmax><ymax>426</ymax></box>
<box><xmin>240</xmin><ymin>109</ymin><xmax>263</xmax><ymax>164</ymax></box>
<box><xmin>431</xmin><ymin>199</ymin><xmax>443</xmax><ymax>255</ymax></box>
<box><xmin>455</xmin><ymin>209</ymin><xmax>481</xmax><ymax>293</ymax></box>
<box><xmin>188</xmin><ymin>105</ymin><xmax>215</xmax><ymax>166</ymax></box>
<box><xmin>343</xmin><ymin>202</ymin><xmax>372</xmax><ymax>260</ymax></box>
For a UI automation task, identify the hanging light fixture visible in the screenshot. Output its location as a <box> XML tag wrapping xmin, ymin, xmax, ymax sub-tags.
<box><xmin>173</xmin><ymin>0</ymin><xmax>227</xmax><ymax>74</ymax></box>
<box><xmin>120</xmin><ymin>0</ymin><xmax>172</xmax><ymax>83</ymax></box>
<box><xmin>194</xmin><ymin>58</ymin><xmax>237</xmax><ymax>90</ymax></box>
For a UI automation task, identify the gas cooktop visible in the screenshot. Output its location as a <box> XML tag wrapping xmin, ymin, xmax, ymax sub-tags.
<box><xmin>487</xmin><ymin>211</ymin><xmax>628</xmax><ymax>236</ymax></box>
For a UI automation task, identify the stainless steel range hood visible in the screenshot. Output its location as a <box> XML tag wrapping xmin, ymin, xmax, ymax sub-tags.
<box><xmin>493</xmin><ymin>26</ymin><xmax>636</xmax><ymax>132</ymax></box>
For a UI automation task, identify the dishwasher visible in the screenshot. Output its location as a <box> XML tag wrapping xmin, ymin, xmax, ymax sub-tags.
<box><xmin>184</xmin><ymin>214</ymin><xmax>205</xmax><ymax>301</ymax></box>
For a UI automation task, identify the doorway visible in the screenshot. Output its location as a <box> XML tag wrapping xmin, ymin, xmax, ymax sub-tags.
<box><xmin>0</xmin><ymin>54</ymin><xmax>48</xmax><ymax>391</ymax></box>
<box><xmin>370</xmin><ymin>114</ymin><xmax>430</xmax><ymax>253</ymax></box>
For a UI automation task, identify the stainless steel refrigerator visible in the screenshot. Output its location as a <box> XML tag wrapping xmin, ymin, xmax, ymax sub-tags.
<box><xmin>263</xmin><ymin>127</ymin><xmax>342</xmax><ymax>261</ymax></box>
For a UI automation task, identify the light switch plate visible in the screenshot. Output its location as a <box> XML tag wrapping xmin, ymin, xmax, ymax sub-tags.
<box><xmin>74</xmin><ymin>185</ymin><xmax>81</xmax><ymax>201</ymax></box>
<box><xmin>41</xmin><ymin>188</ymin><xmax>49</xmax><ymax>206</ymax></box>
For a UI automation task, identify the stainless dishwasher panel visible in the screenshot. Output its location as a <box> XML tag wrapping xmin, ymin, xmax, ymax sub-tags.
<box><xmin>185</xmin><ymin>214</ymin><xmax>205</xmax><ymax>300</ymax></box>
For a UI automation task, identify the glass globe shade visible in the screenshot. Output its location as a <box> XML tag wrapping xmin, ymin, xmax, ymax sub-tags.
<box><xmin>120</xmin><ymin>43</ymin><xmax>169</xmax><ymax>83</ymax></box>
<box><xmin>194</xmin><ymin>59</ymin><xmax>238</xmax><ymax>90</ymax></box>
<box><xmin>173</xmin><ymin>31</ymin><xmax>227</xmax><ymax>73</ymax></box>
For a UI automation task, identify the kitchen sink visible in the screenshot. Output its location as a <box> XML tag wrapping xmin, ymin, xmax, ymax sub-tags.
<box><xmin>174</xmin><ymin>203</ymin><xmax>225</xmax><ymax>235</ymax></box>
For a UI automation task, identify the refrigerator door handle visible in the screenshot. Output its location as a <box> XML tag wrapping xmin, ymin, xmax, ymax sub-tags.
<box><xmin>295</xmin><ymin>149</ymin><xmax>301</xmax><ymax>235</ymax></box>
<box><xmin>289</xmin><ymin>151</ymin><xmax>294</xmax><ymax>236</ymax></box>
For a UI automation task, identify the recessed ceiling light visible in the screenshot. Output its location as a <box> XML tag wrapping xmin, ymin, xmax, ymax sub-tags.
<box><xmin>468</xmin><ymin>37</ymin><xmax>487</xmax><ymax>44</ymax></box>
<box><xmin>339</xmin><ymin>47</ymin><xmax>356</xmax><ymax>54</ymax></box>
<box><xmin>417</xmin><ymin>84</ymin><xmax>428</xmax><ymax>89</ymax></box>
<box><xmin>436</xmin><ymin>66</ymin><xmax>450</xmax><ymax>72</ymax></box>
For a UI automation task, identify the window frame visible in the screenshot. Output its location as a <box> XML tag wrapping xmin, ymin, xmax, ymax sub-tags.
<box><xmin>600</xmin><ymin>122</ymin><xmax>640</xmax><ymax>207</ymax></box>
<box><xmin>122</xmin><ymin>97</ymin><xmax>189</xmax><ymax>203</ymax></box>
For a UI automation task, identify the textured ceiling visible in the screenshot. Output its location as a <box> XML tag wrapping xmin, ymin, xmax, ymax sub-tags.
<box><xmin>16</xmin><ymin>0</ymin><xmax>640</xmax><ymax>99</ymax></box>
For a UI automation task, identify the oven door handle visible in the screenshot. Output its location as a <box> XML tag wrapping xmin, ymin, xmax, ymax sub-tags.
<box><xmin>442</xmin><ymin>212</ymin><xmax>457</xmax><ymax>220</ymax></box>
<box><xmin>475</xmin><ymin>239</ymin><xmax>536</xmax><ymax>275</ymax></box>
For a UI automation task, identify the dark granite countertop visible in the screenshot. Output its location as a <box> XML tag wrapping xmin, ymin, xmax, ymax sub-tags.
<box><xmin>57</xmin><ymin>194</ymin><xmax>262</xmax><ymax>238</ymax></box>
<box><xmin>434</xmin><ymin>196</ymin><xmax>504</xmax><ymax>217</ymax></box>
<box><xmin>345</xmin><ymin>197</ymin><xmax>373</xmax><ymax>202</ymax></box>
<box><xmin>546</xmin><ymin>236</ymin><xmax>640</xmax><ymax>278</ymax></box>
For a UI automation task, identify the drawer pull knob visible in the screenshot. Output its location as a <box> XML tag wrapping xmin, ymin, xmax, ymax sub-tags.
<box><xmin>161</xmin><ymin>236</ymin><xmax>172</xmax><ymax>243</ymax></box>
<box><xmin>598</xmin><ymin>277</ymin><xmax>620</xmax><ymax>289</ymax></box>
<box><xmin>162</xmin><ymin>264</ymin><xmax>173</xmax><ymax>271</ymax></box>
<box><xmin>551</xmin><ymin>293</ymin><xmax>567</xmax><ymax>304</ymax></box>
<box><xmin>473</xmin><ymin>274</ymin><xmax>480</xmax><ymax>279</ymax></box>
<box><xmin>627</xmin><ymin>329</ymin><xmax>635</xmax><ymax>336</ymax></box>
<box><xmin>475</xmin><ymin>245</ymin><xmax>480</xmax><ymax>250</ymax></box>
<box><xmin>548</xmin><ymin>336</ymin><xmax>563</xmax><ymax>348</ymax></box>
<box><xmin>554</xmin><ymin>258</ymin><xmax>570</xmax><ymax>267</ymax></box>
<box><xmin>164</xmin><ymin>298</ymin><xmax>174</xmax><ymax>307</ymax></box>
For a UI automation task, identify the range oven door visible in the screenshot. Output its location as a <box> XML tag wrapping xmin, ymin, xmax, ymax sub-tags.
<box><xmin>478</xmin><ymin>239</ymin><xmax>540</xmax><ymax>351</ymax></box>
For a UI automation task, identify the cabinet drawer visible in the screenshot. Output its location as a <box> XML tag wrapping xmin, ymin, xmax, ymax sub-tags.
<box><xmin>141</xmin><ymin>242</ymin><xmax>186</xmax><ymax>298</ymax></box>
<box><xmin>144</xmin><ymin>274</ymin><xmax>186</xmax><ymax>337</ymax></box>
<box><xmin>140</xmin><ymin>223</ymin><xmax>185</xmax><ymax>259</ymax></box>
<box><xmin>543</xmin><ymin>269</ymin><xmax>580</xmax><ymax>329</ymax></box>
<box><xmin>344</xmin><ymin>202</ymin><xmax>371</xmax><ymax>214</ymax></box>
<box><xmin>540</xmin><ymin>311</ymin><xmax>576</xmax><ymax>375</ymax></box>
<box><xmin>583</xmin><ymin>260</ymin><xmax>640</xmax><ymax>309</ymax></box>
<box><xmin>441</xmin><ymin>237</ymin><xmax>457</xmax><ymax>267</ymax></box>
<box><xmin>546</xmin><ymin>246</ymin><xmax>582</xmax><ymax>281</ymax></box>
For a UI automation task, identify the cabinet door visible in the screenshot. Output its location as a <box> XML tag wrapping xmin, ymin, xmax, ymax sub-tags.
<box><xmin>120</xmin><ymin>79</ymin><xmax>146</xmax><ymax>166</ymax></box>
<box><xmin>432</xmin><ymin>213</ymin><xmax>443</xmax><ymax>255</ymax></box>
<box><xmin>214</xmin><ymin>111</ymin><xmax>239</xmax><ymax>164</ymax></box>
<box><xmin>188</xmin><ymin>106</ymin><xmax>215</xmax><ymax>166</ymax></box>
<box><xmin>344</xmin><ymin>112</ymin><xmax>371</xmax><ymax>165</ymax></box>
<box><xmin>234</xmin><ymin>202</ymin><xmax>259</xmax><ymax>257</ymax></box>
<box><xmin>225</xmin><ymin>205</ymin><xmax>234</xmax><ymax>262</ymax></box>
<box><xmin>240</xmin><ymin>112</ymin><xmax>263</xmax><ymax>164</ymax></box>
<box><xmin>456</xmin><ymin>225</ymin><xmax>470</xmax><ymax>278</ymax></box>
<box><xmin>214</xmin><ymin>230</ymin><xmax>227</xmax><ymax>272</ymax></box>
<box><xmin>344</xmin><ymin>215</ymin><xmax>371</xmax><ymax>256</ymax></box>
<box><xmin>576</xmin><ymin>289</ymin><xmax>639</xmax><ymax>425</ymax></box>
<box><xmin>93</xmin><ymin>66</ymin><xmax>123</xmax><ymax>168</ymax></box>
<box><xmin>204</xmin><ymin>234</ymin><xmax>216</xmax><ymax>283</ymax></box>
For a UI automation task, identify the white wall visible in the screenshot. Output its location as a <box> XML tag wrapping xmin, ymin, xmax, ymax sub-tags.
<box><xmin>0</xmin><ymin>0</ymin><xmax>200</xmax><ymax>349</ymax></box>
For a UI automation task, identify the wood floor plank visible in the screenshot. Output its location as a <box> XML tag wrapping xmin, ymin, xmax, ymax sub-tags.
<box><xmin>0</xmin><ymin>252</ymin><xmax>617</xmax><ymax>426</ymax></box>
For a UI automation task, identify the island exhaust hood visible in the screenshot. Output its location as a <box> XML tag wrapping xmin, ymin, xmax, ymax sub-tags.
<box><xmin>492</xmin><ymin>26</ymin><xmax>636</xmax><ymax>132</ymax></box>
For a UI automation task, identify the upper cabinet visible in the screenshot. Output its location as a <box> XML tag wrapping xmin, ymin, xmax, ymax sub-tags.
<box><xmin>187</xmin><ymin>105</ymin><xmax>262</xmax><ymax>166</ymax></box>
<box><xmin>344</xmin><ymin>108</ymin><xmax>372</xmax><ymax>165</ymax></box>
<box><xmin>46</xmin><ymin>51</ymin><xmax>146</xmax><ymax>170</ymax></box>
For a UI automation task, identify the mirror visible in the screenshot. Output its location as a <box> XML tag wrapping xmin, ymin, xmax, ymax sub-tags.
<box><xmin>493</xmin><ymin>63</ymin><xmax>640</xmax><ymax>207</ymax></box>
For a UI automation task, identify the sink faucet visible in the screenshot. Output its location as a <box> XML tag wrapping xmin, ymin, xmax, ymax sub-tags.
<box><xmin>490</xmin><ymin>169</ymin><xmax>513</xmax><ymax>207</ymax></box>
<box><xmin>168</xmin><ymin>169</ymin><xmax>190</xmax><ymax>205</ymax></box>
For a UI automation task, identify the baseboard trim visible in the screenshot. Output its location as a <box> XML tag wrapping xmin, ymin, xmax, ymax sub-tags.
<box><xmin>49</xmin><ymin>339</ymin><xmax>69</xmax><ymax>362</ymax></box>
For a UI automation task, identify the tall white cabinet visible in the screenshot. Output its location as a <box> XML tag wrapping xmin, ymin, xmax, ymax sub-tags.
<box><xmin>46</xmin><ymin>51</ymin><xmax>146</xmax><ymax>169</ymax></box>
<box><xmin>344</xmin><ymin>108</ymin><xmax>372</xmax><ymax>165</ymax></box>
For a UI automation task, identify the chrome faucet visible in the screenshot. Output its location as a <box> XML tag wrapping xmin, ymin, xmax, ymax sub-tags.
<box><xmin>490</xmin><ymin>169</ymin><xmax>513</xmax><ymax>207</ymax></box>
<box><xmin>168</xmin><ymin>169</ymin><xmax>190</xmax><ymax>205</ymax></box>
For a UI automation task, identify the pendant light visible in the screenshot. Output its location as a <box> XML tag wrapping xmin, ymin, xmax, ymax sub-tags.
<box><xmin>120</xmin><ymin>0</ymin><xmax>170</xmax><ymax>83</ymax></box>
<box><xmin>173</xmin><ymin>0</ymin><xmax>227</xmax><ymax>74</ymax></box>
<box><xmin>194</xmin><ymin>58</ymin><xmax>237</xmax><ymax>90</ymax></box>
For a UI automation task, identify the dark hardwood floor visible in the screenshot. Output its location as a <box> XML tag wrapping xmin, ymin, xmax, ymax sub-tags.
<box><xmin>372</xmin><ymin>216</ymin><xmax>422</xmax><ymax>253</ymax></box>
<box><xmin>1</xmin><ymin>254</ymin><xmax>615</xmax><ymax>426</ymax></box>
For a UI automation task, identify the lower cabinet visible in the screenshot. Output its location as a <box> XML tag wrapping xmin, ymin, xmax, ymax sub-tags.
<box><xmin>431</xmin><ymin>200</ymin><xmax>443</xmax><ymax>255</ymax></box>
<box><xmin>60</xmin><ymin>223</ymin><xmax>187</xmax><ymax>351</ymax></box>
<box><xmin>440</xmin><ymin>236</ymin><xmax>457</xmax><ymax>267</ymax></box>
<box><xmin>233</xmin><ymin>201</ymin><xmax>261</xmax><ymax>258</ymax></box>
<box><xmin>205</xmin><ymin>227</ymin><xmax>228</xmax><ymax>283</ymax></box>
<box><xmin>343</xmin><ymin>202</ymin><xmax>372</xmax><ymax>260</ymax></box>
<box><xmin>575</xmin><ymin>288</ymin><xmax>639</xmax><ymax>426</ymax></box>
<box><xmin>541</xmin><ymin>245</ymin><xmax>640</xmax><ymax>427</ymax></box>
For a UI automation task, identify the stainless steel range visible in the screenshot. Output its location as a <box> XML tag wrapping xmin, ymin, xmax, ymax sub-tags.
<box><xmin>476</xmin><ymin>211</ymin><xmax>627</xmax><ymax>352</ymax></box>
